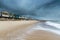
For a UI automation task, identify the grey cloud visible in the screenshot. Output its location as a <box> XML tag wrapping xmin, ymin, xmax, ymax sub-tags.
<box><xmin>0</xmin><ymin>0</ymin><xmax>60</xmax><ymax>20</ymax></box>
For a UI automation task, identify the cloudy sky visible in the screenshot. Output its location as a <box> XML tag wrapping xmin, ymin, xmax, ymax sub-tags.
<box><xmin>0</xmin><ymin>0</ymin><xmax>60</xmax><ymax>20</ymax></box>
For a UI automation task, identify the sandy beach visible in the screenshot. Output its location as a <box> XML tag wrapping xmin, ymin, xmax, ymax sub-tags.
<box><xmin>0</xmin><ymin>20</ymin><xmax>60</xmax><ymax>40</ymax></box>
<box><xmin>0</xmin><ymin>20</ymin><xmax>38</xmax><ymax>40</ymax></box>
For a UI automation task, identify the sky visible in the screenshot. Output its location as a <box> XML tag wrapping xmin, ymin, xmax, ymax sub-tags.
<box><xmin>0</xmin><ymin>0</ymin><xmax>60</xmax><ymax>20</ymax></box>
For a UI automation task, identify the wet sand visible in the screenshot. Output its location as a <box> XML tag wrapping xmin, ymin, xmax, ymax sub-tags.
<box><xmin>24</xmin><ymin>30</ymin><xmax>60</xmax><ymax>40</ymax></box>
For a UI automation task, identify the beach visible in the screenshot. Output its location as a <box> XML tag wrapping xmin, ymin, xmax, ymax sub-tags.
<box><xmin>0</xmin><ymin>21</ymin><xmax>60</xmax><ymax>40</ymax></box>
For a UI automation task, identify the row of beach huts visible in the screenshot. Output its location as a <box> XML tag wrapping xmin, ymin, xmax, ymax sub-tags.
<box><xmin>0</xmin><ymin>11</ymin><xmax>29</xmax><ymax>20</ymax></box>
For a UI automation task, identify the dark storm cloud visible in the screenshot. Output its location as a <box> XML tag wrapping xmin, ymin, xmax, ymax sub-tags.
<box><xmin>37</xmin><ymin>0</ymin><xmax>60</xmax><ymax>20</ymax></box>
<box><xmin>0</xmin><ymin>0</ymin><xmax>60</xmax><ymax>20</ymax></box>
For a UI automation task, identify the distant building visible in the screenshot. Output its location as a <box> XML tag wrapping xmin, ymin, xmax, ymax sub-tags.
<box><xmin>0</xmin><ymin>11</ymin><xmax>9</xmax><ymax>17</ymax></box>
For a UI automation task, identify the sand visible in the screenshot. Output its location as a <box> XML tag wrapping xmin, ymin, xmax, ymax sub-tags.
<box><xmin>0</xmin><ymin>20</ymin><xmax>60</xmax><ymax>40</ymax></box>
<box><xmin>24</xmin><ymin>30</ymin><xmax>60</xmax><ymax>40</ymax></box>
<box><xmin>0</xmin><ymin>20</ymin><xmax>38</xmax><ymax>40</ymax></box>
